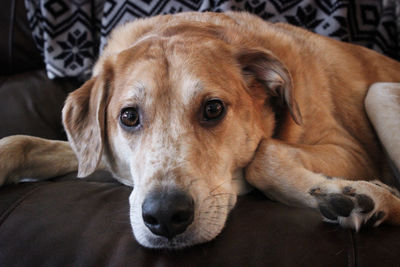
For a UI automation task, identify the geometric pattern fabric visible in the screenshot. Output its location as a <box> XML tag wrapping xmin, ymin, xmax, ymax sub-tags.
<box><xmin>25</xmin><ymin>0</ymin><xmax>400</xmax><ymax>79</ymax></box>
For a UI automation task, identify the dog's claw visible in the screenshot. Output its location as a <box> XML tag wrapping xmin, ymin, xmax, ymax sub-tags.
<box><xmin>365</xmin><ymin>211</ymin><xmax>385</xmax><ymax>227</ymax></box>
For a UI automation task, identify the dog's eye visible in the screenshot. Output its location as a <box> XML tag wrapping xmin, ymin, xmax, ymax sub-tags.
<box><xmin>120</xmin><ymin>108</ymin><xmax>140</xmax><ymax>128</ymax></box>
<box><xmin>203</xmin><ymin>99</ymin><xmax>225</xmax><ymax>122</ymax></box>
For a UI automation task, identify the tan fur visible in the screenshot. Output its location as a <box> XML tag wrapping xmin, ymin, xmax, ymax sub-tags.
<box><xmin>1</xmin><ymin>12</ymin><xmax>400</xmax><ymax>248</ymax></box>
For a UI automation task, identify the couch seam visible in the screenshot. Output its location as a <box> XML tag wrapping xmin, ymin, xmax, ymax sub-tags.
<box><xmin>0</xmin><ymin>183</ymin><xmax>48</xmax><ymax>228</ymax></box>
<box><xmin>8</xmin><ymin>0</ymin><xmax>16</xmax><ymax>73</ymax></box>
<box><xmin>349</xmin><ymin>230</ymin><xmax>357</xmax><ymax>267</ymax></box>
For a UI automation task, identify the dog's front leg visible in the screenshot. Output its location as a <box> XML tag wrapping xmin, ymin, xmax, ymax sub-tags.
<box><xmin>0</xmin><ymin>135</ymin><xmax>79</xmax><ymax>185</ymax></box>
<box><xmin>246</xmin><ymin>139</ymin><xmax>400</xmax><ymax>230</ymax></box>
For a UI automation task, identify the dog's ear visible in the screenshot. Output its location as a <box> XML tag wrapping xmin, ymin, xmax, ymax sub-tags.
<box><xmin>237</xmin><ymin>48</ymin><xmax>302</xmax><ymax>125</ymax></box>
<box><xmin>62</xmin><ymin>70</ymin><xmax>112</xmax><ymax>177</ymax></box>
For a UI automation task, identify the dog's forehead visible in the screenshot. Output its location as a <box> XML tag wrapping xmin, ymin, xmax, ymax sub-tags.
<box><xmin>113</xmin><ymin>34</ymin><xmax>240</xmax><ymax>107</ymax></box>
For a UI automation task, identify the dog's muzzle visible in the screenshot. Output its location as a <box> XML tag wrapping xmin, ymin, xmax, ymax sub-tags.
<box><xmin>141</xmin><ymin>189</ymin><xmax>194</xmax><ymax>240</ymax></box>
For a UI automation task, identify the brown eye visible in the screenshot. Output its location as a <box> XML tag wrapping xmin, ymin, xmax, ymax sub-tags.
<box><xmin>203</xmin><ymin>99</ymin><xmax>225</xmax><ymax>122</ymax></box>
<box><xmin>120</xmin><ymin>108</ymin><xmax>140</xmax><ymax>128</ymax></box>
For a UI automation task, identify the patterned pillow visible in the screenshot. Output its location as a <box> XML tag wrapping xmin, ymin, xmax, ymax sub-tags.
<box><xmin>25</xmin><ymin>0</ymin><xmax>400</xmax><ymax>79</ymax></box>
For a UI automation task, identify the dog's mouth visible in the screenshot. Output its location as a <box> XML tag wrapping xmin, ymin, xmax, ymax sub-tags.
<box><xmin>137</xmin><ymin>229</ymin><xmax>197</xmax><ymax>249</ymax></box>
<box><xmin>129</xmin><ymin>186</ymin><xmax>237</xmax><ymax>249</ymax></box>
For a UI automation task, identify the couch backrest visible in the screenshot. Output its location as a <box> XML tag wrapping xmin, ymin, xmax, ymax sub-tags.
<box><xmin>0</xmin><ymin>0</ymin><xmax>43</xmax><ymax>75</ymax></box>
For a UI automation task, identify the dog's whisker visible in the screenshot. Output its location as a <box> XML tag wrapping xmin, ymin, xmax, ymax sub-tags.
<box><xmin>210</xmin><ymin>192</ymin><xmax>235</xmax><ymax>197</ymax></box>
<box><xmin>187</xmin><ymin>177</ymin><xmax>202</xmax><ymax>190</ymax></box>
<box><xmin>201</xmin><ymin>192</ymin><xmax>232</xmax><ymax>203</ymax></box>
<box><xmin>208</xmin><ymin>204</ymin><xmax>234</xmax><ymax>209</ymax></box>
<box><xmin>201</xmin><ymin>195</ymin><xmax>218</xmax><ymax>204</ymax></box>
<box><xmin>199</xmin><ymin>210</ymin><xmax>227</xmax><ymax>215</ymax></box>
<box><xmin>200</xmin><ymin>222</ymin><xmax>221</xmax><ymax>227</ymax></box>
<box><xmin>197</xmin><ymin>213</ymin><xmax>227</xmax><ymax>221</ymax></box>
<box><xmin>197</xmin><ymin>227</ymin><xmax>215</xmax><ymax>239</ymax></box>
<box><xmin>204</xmin><ymin>216</ymin><xmax>224</xmax><ymax>221</ymax></box>
<box><xmin>209</xmin><ymin>179</ymin><xmax>231</xmax><ymax>194</ymax></box>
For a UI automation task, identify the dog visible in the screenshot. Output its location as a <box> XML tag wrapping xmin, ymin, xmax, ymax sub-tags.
<box><xmin>1</xmin><ymin>12</ymin><xmax>400</xmax><ymax>249</ymax></box>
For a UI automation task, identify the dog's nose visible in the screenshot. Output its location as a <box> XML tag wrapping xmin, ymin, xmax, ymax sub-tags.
<box><xmin>142</xmin><ymin>190</ymin><xmax>194</xmax><ymax>239</ymax></box>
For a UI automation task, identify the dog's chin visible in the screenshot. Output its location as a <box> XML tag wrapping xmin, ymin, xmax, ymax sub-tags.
<box><xmin>133</xmin><ymin>230</ymin><xmax>207</xmax><ymax>249</ymax></box>
<box><xmin>130</xmin><ymin>215</ymin><xmax>228</xmax><ymax>249</ymax></box>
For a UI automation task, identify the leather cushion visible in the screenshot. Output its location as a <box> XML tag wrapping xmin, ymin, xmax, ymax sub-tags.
<box><xmin>0</xmin><ymin>172</ymin><xmax>358</xmax><ymax>267</ymax></box>
<box><xmin>0</xmin><ymin>0</ymin><xmax>43</xmax><ymax>75</ymax></box>
<box><xmin>0</xmin><ymin>70</ymin><xmax>77</xmax><ymax>140</ymax></box>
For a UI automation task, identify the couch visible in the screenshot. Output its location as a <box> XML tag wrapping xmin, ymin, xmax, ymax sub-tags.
<box><xmin>1</xmin><ymin>1</ymin><xmax>400</xmax><ymax>266</ymax></box>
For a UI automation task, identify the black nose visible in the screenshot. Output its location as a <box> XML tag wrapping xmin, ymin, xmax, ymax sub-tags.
<box><xmin>142</xmin><ymin>190</ymin><xmax>194</xmax><ymax>239</ymax></box>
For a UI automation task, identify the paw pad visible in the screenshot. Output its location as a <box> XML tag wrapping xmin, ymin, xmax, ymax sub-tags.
<box><xmin>343</xmin><ymin>186</ymin><xmax>356</xmax><ymax>196</ymax></box>
<box><xmin>318</xmin><ymin>203</ymin><xmax>338</xmax><ymax>220</ymax></box>
<box><xmin>355</xmin><ymin>194</ymin><xmax>375</xmax><ymax>214</ymax></box>
<box><xmin>310</xmin><ymin>181</ymin><xmax>395</xmax><ymax>230</ymax></box>
<box><xmin>311</xmin><ymin>186</ymin><xmax>382</xmax><ymax>229</ymax></box>
<box><xmin>315</xmin><ymin>193</ymin><xmax>355</xmax><ymax>219</ymax></box>
<box><xmin>326</xmin><ymin>194</ymin><xmax>354</xmax><ymax>217</ymax></box>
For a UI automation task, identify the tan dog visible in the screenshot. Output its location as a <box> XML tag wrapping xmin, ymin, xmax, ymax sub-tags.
<box><xmin>1</xmin><ymin>12</ymin><xmax>400</xmax><ymax>249</ymax></box>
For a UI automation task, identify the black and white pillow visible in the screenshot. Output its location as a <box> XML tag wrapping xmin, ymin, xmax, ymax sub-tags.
<box><xmin>25</xmin><ymin>0</ymin><xmax>400</xmax><ymax>79</ymax></box>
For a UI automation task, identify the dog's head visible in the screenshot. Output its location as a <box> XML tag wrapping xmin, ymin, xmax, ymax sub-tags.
<box><xmin>62</xmin><ymin>18</ymin><xmax>301</xmax><ymax>248</ymax></box>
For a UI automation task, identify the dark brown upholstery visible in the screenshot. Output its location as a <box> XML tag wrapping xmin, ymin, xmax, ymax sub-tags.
<box><xmin>0</xmin><ymin>71</ymin><xmax>75</xmax><ymax>140</ymax></box>
<box><xmin>1</xmin><ymin>1</ymin><xmax>400</xmax><ymax>266</ymax></box>
<box><xmin>0</xmin><ymin>0</ymin><xmax>43</xmax><ymax>75</ymax></box>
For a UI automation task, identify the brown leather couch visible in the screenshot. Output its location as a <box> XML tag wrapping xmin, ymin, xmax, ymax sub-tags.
<box><xmin>1</xmin><ymin>1</ymin><xmax>400</xmax><ymax>266</ymax></box>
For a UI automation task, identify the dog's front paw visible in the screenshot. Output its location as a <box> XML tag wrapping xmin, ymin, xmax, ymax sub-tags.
<box><xmin>0</xmin><ymin>135</ymin><xmax>28</xmax><ymax>186</ymax></box>
<box><xmin>309</xmin><ymin>179</ymin><xmax>400</xmax><ymax>230</ymax></box>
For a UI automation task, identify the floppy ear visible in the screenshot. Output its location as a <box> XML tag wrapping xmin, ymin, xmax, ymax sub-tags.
<box><xmin>237</xmin><ymin>48</ymin><xmax>302</xmax><ymax>125</ymax></box>
<box><xmin>62</xmin><ymin>71</ymin><xmax>111</xmax><ymax>177</ymax></box>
